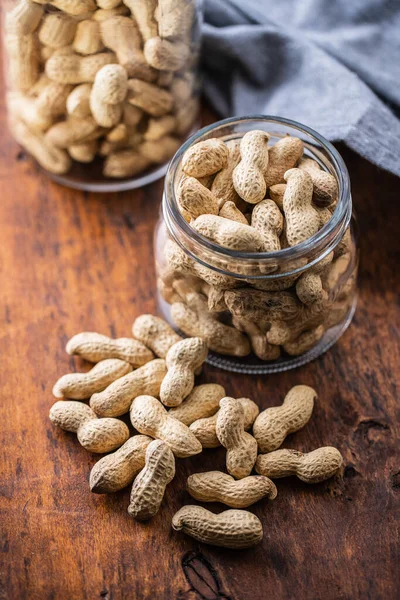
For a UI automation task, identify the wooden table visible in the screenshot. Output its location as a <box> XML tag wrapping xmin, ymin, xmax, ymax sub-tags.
<box><xmin>1</xmin><ymin>94</ymin><xmax>399</xmax><ymax>599</ymax></box>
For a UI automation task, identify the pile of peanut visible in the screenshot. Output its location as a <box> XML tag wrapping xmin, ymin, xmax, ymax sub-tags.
<box><xmin>5</xmin><ymin>0</ymin><xmax>199</xmax><ymax>177</ymax></box>
<box><xmin>159</xmin><ymin>131</ymin><xmax>356</xmax><ymax>360</ymax></box>
<box><xmin>50</xmin><ymin>315</ymin><xmax>343</xmax><ymax>549</ymax></box>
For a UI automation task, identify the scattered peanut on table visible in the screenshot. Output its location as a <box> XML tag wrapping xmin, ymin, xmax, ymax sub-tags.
<box><xmin>49</xmin><ymin>314</ymin><xmax>345</xmax><ymax>550</ymax></box>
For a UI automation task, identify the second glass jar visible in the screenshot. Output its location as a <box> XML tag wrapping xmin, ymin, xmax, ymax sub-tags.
<box><xmin>155</xmin><ymin>116</ymin><xmax>358</xmax><ymax>374</ymax></box>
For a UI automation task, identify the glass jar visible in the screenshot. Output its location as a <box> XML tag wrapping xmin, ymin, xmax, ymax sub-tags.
<box><xmin>154</xmin><ymin>115</ymin><xmax>358</xmax><ymax>374</ymax></box>
<box><xmin>2</xmin><ymin>0</ymin><xmax>202</xmax><ymax>192</ymax></box>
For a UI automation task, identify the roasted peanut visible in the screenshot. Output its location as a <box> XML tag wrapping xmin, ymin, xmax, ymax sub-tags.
<box><xmin>38</xmin><ymin>13</ymin><xmax>77</xmax><ymax>49</ymax></box>
<box><xmin>256</xmin><ymin>447</ymin><xmax>343</xmax><ymax>483</ymax></box>
<box><xmin>5</xmin><ymin>0</ymin><xmax>44</xmax><ymax>36</ymax></box>
<box><xmin>251</xmin><ymin>199</ymin><xmax>284</xmax><ymax>252</ymax></box>
<box><xmin>68</xmin><ymin>140</ymin><xmax>98</xmax><ymax>163</ymax></box>
<box><xmin>124</xmin><ymin>0</ymin><xmax>158</xmax><ymax>41</ymax></box>
<box><xmin>66</xmin><ymin>83</ymin><xmax>92</xmax><ymax>118</ymax></box>
<box><xmin>46</xmin><ymin>116</ymin><xmax>104</xmax><ymax>148</ymax></box>
<box><xmin>128</xmin><ymin>440</ymin><xmax>175</xmax><ymax>520</ymax></box>
<box><xmin>219</xmin><ymin>201</ymin><xmax>248</xmax><ymax>224</ymax></box>
<box><xmin>90</xmin><ymin>64</ymin><xmax>127</xmax><ymax>127</ymax></box>
<box><xmin>265</xmin><ymin>136</ymin><xmax>304</xmax><ymax>188</ymax></box>
<box><xmin>49</xmin><ymin>400</ymin><xmax>129</xmax><ymax>453</ymax></box>
<box><xmin>295</xmin><ymin>252</ymin><xmax>333</xmax><ymax>305</ymax></box>
<box><xmin>253</xmin><ymin>385</ymin><xmax>316</xmax><ymax>453</ymax></box>
<box><xmin>102</xmin><ymin>150</ymin><xmax>151</xmax><ymax>178</ymax></box>
<box><xmin>66</xmin><ymin>331</ymin><xmax>154</xmax><ymax>366</ymax></box>
<box><xmin>224</xmin><ymin>288</ymin><xmax>300</xmax><ymax>323</ymax></box>
<box><xmin>45</xmin><ymin>48</ymin><xmax>117</xmax><ymax>84</ymax></box>
<box><xmin>211</xmin><ymin>140</ymin><xmax>241</xmax><ymax>207</ymax></box>
<box><xmin>177</xmin><ymin>176</ymin><xmax>219</xmax><ymax>220</ymax></box>
<box><xmin>144</xmin><ymin>115</ymin><xmax>176</xmax><ymax>141</ymax></box>
<box><xmin>11</xmin><ymin>119</ymin><xmax>71</xmax><ymax>174</ymax></box>
<box><xmin>73</xmin><ymin>19</ymin><xmax>104</xmax><ymax>55</ymax></box>
<box><xmin>127</xmin><ymin>79</ymin><xmax>173</xmax><ymax>117</ymax></box>
<box><xmin>298</xmin><ymin>157</ymin><xmax>338</xmax><ymax>207</ymax></box>
<box><xmin>182</xmin><ymin>139</ymin><xmax>229</xmax><ymax>178</ymax></box>
<box><xmin>130</xmin><ymin>395</ymin><xmax>202</xmax><ymax>458</ymax></box>
<box><xmin>283</xmin><ymin>168</ymin><xmax>321</xmax><ymax>246</ymax></box>
<box><xmin>155</xmin><ymin>0</ymin><xmax>195</xmax><ymax>41</ymax></box>
<box><xmin>283</xmin><ymin>325</ymin><xmax>325</xmax><ymax>356</ymax></box>
<box><xmin>33</xmin><ymin>1</ymin><xmax>96</xmax><ymax>16</ymax></box>
<box><xmin>172</xmin><ymin>506</ymin><xmax>263</xmax><ymax>549</ymax></box>
<box><xmin>269</xmin><ymin>182</ymin><xmax>286</xmax><ymax>210</ymax></box>
<box><xmin>144</xmin><ymin>37</ymin><xmax>190</xmax><ymax>72</ymax></box>
<box><xmin>187</xmin><ymin>472</ymin><xmax>277</xmax><ymax>508</ymax></box>
<box><xmin>89</xmin><ymin>435</ymin><xmax>152</xmax><ymax>493</ymax></box>
<box><xmin>232</xmin><ymin>130</ymin><xmax>270</xmax><ymax>204</ymax></box>
<box><xmin>168</xmin><ymin>383</ymin><xmax>225</xmax><ymax>426</ymax></box>
<box><xmin>132</xmin><ymin>314</ymin><xmax>181</xmax><ymax>358</ymax></box>
<box><xmin>216</xmin><ymin>397</ymin><xmax>258</xmax><ymax>479</ymax></box>
<box><xmin>52</xmin><ymin>358</ymin><xmax>131</xmax><ymax>400</ymax></box>
<box><xmin>139</xmin><ymin>136</ymin><xmax>181</xmax><ymax>164</ymax></box>
<box><xmin>90</xmin><ymin>359</ymin><xmax>167</xmax><ymax>417</ymax></box>
<box><xmin>160</xmin><ymin>337</ymin><xmax>208</xmax><ymax>407</ymax></box>
<box><xmin>5</xmin><ymin>33</ymin><xmax>40</xmax><ymax>91</ymax></box>
<box><xmin>192</xmin><ymin>215</ymin><xmax>264</xmax><ymax>252</ymax></box>
<box><xmin>232</xmin><ymin>317</ymin><xmax>280</xmax><ymax>361</ymax></box>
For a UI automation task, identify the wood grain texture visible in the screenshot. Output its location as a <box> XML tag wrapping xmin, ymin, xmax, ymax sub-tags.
<box><xmin>0</xmin><ymin>96</ymin><xmax>399</xmax><ymax>599</ymax></box>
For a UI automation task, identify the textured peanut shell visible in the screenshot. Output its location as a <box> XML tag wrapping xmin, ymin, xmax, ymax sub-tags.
<box><xmin>45</xmin><ymin>50</ymin><xmax>117</xmax><ymax>84</ymax></box>
<box><xmin>233</xmin><ymin>130</ymin><xmax>270</xmax><ymax>204</ymax></box>
<box><xmin>139</xmin><ymin>136</ymin><xmax>181</xmax><ymax>164</ymax></box>
<box><xmin>211</xmin><ymin>140</ymin><xmax>242</xmax><ymax>207</ymax></box>
<box><xmin>265</xmin><ymin>136</ymin><xmax>304</xmax><ymax>188</ymax></box>
<box><xmin>232</xmin><ymin>317</ymin><xmax>281</xmax><ymax>361</ymax></box>
<box><xmin>297</xmin><ymin>157</ymin><xmax>338</xmax><ymax>206</ymax></box>
<box><xmin>73</xmin><ymin>19</ymin><xmax>104</xmax><ymax>55</ymax></box>
<box><xmin>253</xmin><ymin>385</ymin><xmax>316</xmax><ymax>453</ymax></box>
<box><xmin>168</xmin><ymin>384</ymin><xmax>226</xmax><ymax>426</ymax></box>
<box><xmin>128</xmin><ymin>440</ymin><xmax>175</xmax><ymax>520</ymax></box>
<box><xmin>160</xmin><ymin>337</ymin><xmax>208</xmax><ymax>407</ymax></box>
<box><xmin>283</xmin><ymin>325</ymin><xmax>325</xmax><ymax>356</ymax></box>
<box><xmin>170</xmin><ymin>300</ymin><xmax>251</xmax><ymax>357</ymax></box>
<box><xmin>192</xmin><ymin>215</ymin><xmax>264</xmax><ymax>252</ymax></box>
<box><xmin>90</xmin><ymin>435</ymin><xmax>152</xmax><ymax>493</ymax></box>
<box><xmin>38</xmin><ymin>13</ymin><xmax>77</xmax><ymax>49</ymax></box>
<box><xmin>132</xmin><ymin>314</ymin><xmax>181</xmax><ymax>358</ymax></box>
<box><xmin>5</xmin><ymin>0</ymin><xmax>44</xmax><ymax>36</ymax></box>
<box><xmin>182</xmin><ymin>139</ymin><xmax>229</xmax><ymax>178</ymax></box>
<box><xmin>224</xmin><ymin>288</ymin><xmax>300</xmax><ymax>323</ymax></box>
<box><xmin>49</xmin><ymin>400</ymin><xmax>95</xmax><ymax>432</ymax></box>
<box><xmin>130</xmin><ymin>395</ymin><xmax>202</xmax><ymax>458</ymax></box>
<box><xmin>127</xmin><ymin>79</ymin><xmax>173</xmax><ymax>117</ymax></box>
<box><xmin>190</xmin><ymin>397</ymin><xmax>259</xmax><ymax>449</ymax></box>
<box><xmin>172</xmin><ymin>506</ymin><xmax>263</xmax><ymax>549</ymax></box>
<box><xmin>124</xmin><ymin>0</ymin><xmax>158</xmax><ymax>41</ymax></box>
<box><xmin>216</xmin><ymin>397</ymin><xmax>258</xmax><ymax>479</ymax></box>
<box><xmin>187</xmin><ymin>471</ymin><xmax>277</xmax><ymax>508</ymax></box>
<box><xmin>251</xmin><ymin>199</ymin><xmax>283</xmax><ymax>252</ymax></box>
<box><xmin>269</xmin><ymin>183</ymin><xmax>286</xmax><ymax>210</ymax></box>
<box><xmin>178</xmin><ymin>176</ymin><xmax>219</xmax><ymax>219</ymax></box>
<box><xmin>283</xmin><ymin>168</ymin><xmax>320</xmax><ymax>247</ymax></box>
<box><xmin>102</xmin><ymin>150</ymin><xmax>151</xmax><ymax>178</ymax></box>
<box><xmin>46</xmin><ymin>117</ymin><xmax>104</xmax><ymax>149</ymax></box>
<box><xmin>144</xmin><ymin>37</ymin><xmax>189</xmax><ymax>72</ymax></box>
<box><xmin>219</xmin><ymin>201</ymin><xmax>248</xmax><ymax>224</ymax></box>
<box><xmin>66</xmin><ymin>332</ymin><xmax>153</xmax><ymax>366</ymax></box>
<box><xmin>77</xmin><ymin>417</ymin><xmax>129</xmax><ymax>453</ymax></box>
<box><xmin>90</xmin><ymin>359</ymin><xmax>167</xmax><ymax>417</ymax></box>
<box><xmin>256</xmin><ymin>447</ymin><xmax>343</xmax><ymax>483</ymax></box>
<box><xmin>52</xmin><ymin>358</ymin><xmax>132</xmax><ymax>400</ymax></box>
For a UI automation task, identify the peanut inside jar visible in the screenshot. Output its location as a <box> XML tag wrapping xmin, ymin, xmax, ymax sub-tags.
<box><xmin>157</xmin><ymin>125</ymin><xmax>357</xmax><ymax>364</ymax></box>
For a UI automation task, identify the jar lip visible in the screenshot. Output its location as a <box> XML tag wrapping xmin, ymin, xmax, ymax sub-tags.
<box><xmin>164</xmin><ymin>114</ymin><xmax>351</xmax><ymax>264</ymax></box>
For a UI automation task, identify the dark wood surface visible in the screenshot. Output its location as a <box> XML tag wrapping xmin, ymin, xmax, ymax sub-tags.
<box><xmin>1</xmin><ymin>89</ymin><xmax>399</xmax><ymax>599</ymax></box>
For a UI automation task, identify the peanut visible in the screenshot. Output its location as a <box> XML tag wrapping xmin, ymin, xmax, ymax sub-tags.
<box><xmin>127</xmin><ymin>79</ymin><xmax>173</xmax><ymax>117</ymax></box>
<box><xmin>187</xmin><ymin>472</ymin><xmax>277</xmax><ymax>508</ymax></box>
<box><xmin>211</xmin><ymin>140</ymin><xmax>241</xmax><ymax>207</ymax></box>
<box><xmin>68</xmin><ymin>140</ymin><xmax>98</xmax><ymax>163</ymax></box>
<box><xmin>144</xmin><ymin>115</ymin><xmax>176</xmax><ymax>141</ymax></box>
<box><xmin>66</xmin><ymin>83</ymin><xmax>92</xmax><ymax>118</ymax></box>
<box><xmin>256</xmin><ymin>447</ymin><xmax>343</xmax><ymax>483</ymax></box>
<box><xmin>283</xmin><ymin>168</ymin><xmax>321</xmax><ymax>246</ymax></box>
<box><xmin>170</xmin><ymin>295</ymin><xmax>251</xmax><ymax>357</ymax></box>
<box><xmin>160</xmin><ymin>337</ymin><xmax>208</xmax><ymax>407</ymax></box>
<box><xmin>90</xmin><ymin>64</ymin><xmax>127</xmax><ymax>127</ymax></box>
<box><xmin>45</xmin><ymin>48</ymin><xmax>117</xmax><ymax>84</ymax></box>
<box><xmin>269</xmin><ymin>182</ymin><xmax>286</xmax><ymax>210</ymax></box>
<box><xmin>128</xmin><ymin>439</ymin><xmax>175</xmax><ymax>520</ymax></box>
<box><xmin>283</xmin><ymin>325</ymin><xmax>325</xmax><ymax>356</ymax></box>
<box><xmin>89</xmin><ymin>435</ymin><xmax>152</xmax><ymax>493</ymax></box>
<box><xmin>232</xmin><ymin>317</ymin><xmax>281</xmax><ymax>361</ymax></box>
<box><xmin>103</xmin><ymin>150</ymin><xmax>151</xmax><ymax>178</ymax></box>
<box><xmin>5</xmin><ymin>0</ymin><xmax>44</xmax><ymax>36</ymax></box>
<box><xmin>224</xmin><ymin>288</ymin><xmax>300</xmax><ymax>323</ymax></box>
<box><xmin>216</xmin><ymin>397</ymin><xmax>257</xmax><ymax>479</ymax></box>
<box><xmin>130</xmin><ymin>395</ymin><xmax>202</xmax><ymax>458</ymax></box>
<box><xmin>232</xmin><ymin>130</ymin><xmax>270</xmax><ymax>204</ymax></box>
<box><xmin>49</xmin><ymin>401</ymin><xmax>129</xmax><ymax>453</ymax></box>
<box><xmin>298</xmin><ymin>157</ymin><xmax>338</xmax><ymax>207</ymax></box>
<box><xmin>265</xmin><ymin>136</ymin><xmax>304</xmax><ymax>188</ymax></box>
<box><xmin>32</xmin><ymin>1</ymin><xmax>96</xmax><ymax>16</ymax></box>
<box><xmin>93</xmin><ymin>6</ymin><xmax>131</xmax><ymax>21</ymax></box>
<box><xmin>52</xmin><ymin>358</ymin><xmax>131</xmax><ymax>400</ymax></box>
<box><xmin>192</xmin><ymin>215</ymin><xmax>264</xmax><ymax>252</ymax></box>
<box><xmin>123</xmin><ymin>0</ymin><xmax>158</xmax><ymax>41</ymax></box>
<box><xmin>177</xmin><ymin>176</ymin><xmax>219</xmax><ymax>220</ymax></box>
<box><xmin>172</xmin><ymin>506</ymin><xmax>263</xmax><ymax>549</ymax></box>
<box><xmin>295</xmin><ymin>252</ymin><xmax>333</xmax><ymax>305</ymax></box>
<box><xmin>90</xmin><ymin>359</ymin><xmax>167</xmax><ymax>417</ymax></box>
<box><xmin>253</xmin><ymin>385</ymin><xmax>316</xmax><ymax>453</ymax></box>
<box><xmin>66</xmin><ymin>331</ymin><xmax>154</xmax><ymax>366</ymax></box>
<box><xmin>11</xmin><ymin>119</ymin><xmax>72</xmax><ymax>174</ymax></box>
<box><xmin>219</xmin><ymin>201</ymin><xmax>248</xmax><ymax>225</ymax></box>
<box><xmin>182</xmin><ymin>139</ymin><xmax>229</xmax><ymax>178</ymax></box>
<box><xmin>46</xmin><ymin>117</ymin><xmax>104</xmax><ymax>148</ymax></box>
<box><xmin>251</xmin><ymin>199</ymin><xmax>284</xmax><ymax>252</ymax></box>
<box><xmin>5</xmin><ymin>33</ymin><xmax>40</xmax><ymax>91</ymax></box>
<box><xmin>144</xmin><ymin>37</ymin><xmax>190</xmax><ymax>72</ymax></box>
<box><xmin>73</xmin><ymin>20</ymin><xmax>104</xmax><ymax>55</ymax></box>
<box><xmin>155</xmin><ymin>0</ymin><xmax>195</xmax><ymax>41</ymax></box>
<box><xmin>38</xmin><ymin>13</ymin><xmax>77</xmax><ymax>49</ymax></box>
<box><xmin>168</xmin><ymin>383</ymin><xmax>226</xmax><ymax>426</ymax></box>
<box><xmin>139</xmin><ymin>136</ymin><xmax>181</xmax><ymax>164</ymax></box>
<box><xmin>132</xmin><ymin>314</ymin><xmax>181</xmax><ymax>358</ymax></box>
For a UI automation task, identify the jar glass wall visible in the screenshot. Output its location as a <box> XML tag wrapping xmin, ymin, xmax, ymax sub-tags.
<box><xmin>2</xmin><ymin>0</ymin><xmax>202</xmax><ymax>192</ymax></box>
<box><xmin>155</xmin><ymin>116</ymin><xmax>358</xmax><ymax>374</ymax></box>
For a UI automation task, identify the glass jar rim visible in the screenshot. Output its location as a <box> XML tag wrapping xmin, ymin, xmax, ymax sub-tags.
<box><xmin>163</xmin><ymin>115</ymin><xmax>352</xmax><ymax>276</ymax></box>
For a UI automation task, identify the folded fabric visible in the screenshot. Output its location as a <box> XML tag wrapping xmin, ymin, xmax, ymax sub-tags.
<box><xmin>202</xmin><ymin>0</ymin><xmax>400</xmax><ymax>176</ymax></box>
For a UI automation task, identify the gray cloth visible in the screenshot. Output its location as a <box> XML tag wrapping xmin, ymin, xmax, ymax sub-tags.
<box><xmin>202</xmin><ymin>0</ymin><xmax>400</xmax><ymax>176</ymax></box>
